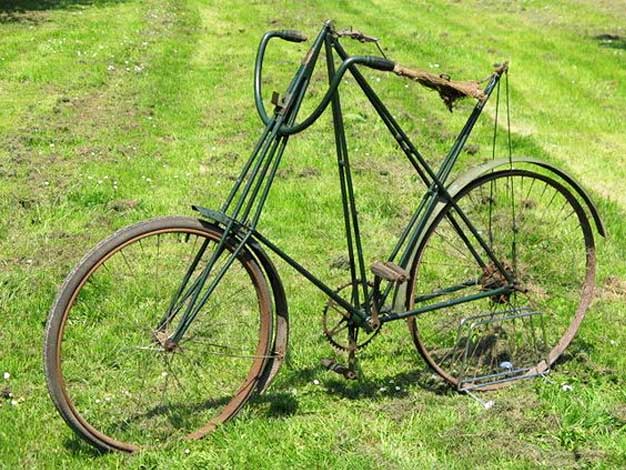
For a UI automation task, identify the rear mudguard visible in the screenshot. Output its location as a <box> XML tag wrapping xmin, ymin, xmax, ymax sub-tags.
<box><xmin>194</xmin><ymin>208</ymin><xmax>289</xmax><ymax>394</ymax></box>
<box><xmin>392</xmin><ymin>157</ymin><xmax>606</xmax><ymax>312</ymax></box>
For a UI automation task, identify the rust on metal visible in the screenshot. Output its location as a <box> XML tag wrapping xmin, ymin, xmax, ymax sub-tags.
<box><xmin>334</xmin><ymin>28</ymin><xmax>379</xmax><ymax>43</ymax></box>
<box><xmin>370</xmin><ymin>260</ymin><xmax>409</xmax><ymax>283</ymax></box>
<box><xmin>322</xmin><ymin>281</ymin><xmax>380</xmax><ymax>352</ymax></box>
<box><xmin>493</xmin><ymin>62</ymin><xmax>509</xmax><ymax>76</ymax></box>
<box><xmin>320</xmin><ymin>358</ymin><xmax>358</xmax><ymax>380</ymax></box>
<box><xmin>153</xmin><ymin>330</ymin><xmax>177</xmax><ymax>351</ymax></box>
<box><xmin>480</xmin><ymin>263</ymin><xmax>513</xmax><ymax>304</ymax></box>
<box><xmin>393</xmin><ymin>64</ymin><xmax>487</xmax><ymax>111</ymax></box>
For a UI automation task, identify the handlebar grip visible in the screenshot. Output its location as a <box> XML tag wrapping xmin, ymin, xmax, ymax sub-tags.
<box><xmin>361</xmin><ymin>56</ymin><xmax>395</xmax><ymax>72</ymax></box>
<box><xmin>275</xmin><ymin>30</ymin><xmax>308</xmax><ymax>43</ymax></box>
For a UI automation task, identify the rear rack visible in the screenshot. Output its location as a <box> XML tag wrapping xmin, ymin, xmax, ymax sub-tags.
<box><xmin>455</xmin><ymin>306</ymin><xmax>549</xmax><ymax>391</ymax></box>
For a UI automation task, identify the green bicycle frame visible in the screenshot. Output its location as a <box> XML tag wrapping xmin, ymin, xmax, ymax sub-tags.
<box><xmin>163</xmin><ymin>21</ymin><xmax>511</xmax><ymax>343</ymax></box>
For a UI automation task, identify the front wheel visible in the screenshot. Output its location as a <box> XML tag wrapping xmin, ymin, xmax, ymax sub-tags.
<box><xmin>407</xmin><ymin>169</ymin><xmax>596</xmax><ymax>390</ymax></box>
<box><xmin>44</xmin><ymin>216</ymin><xmax>273</xmax><ymax>452</ymax></box>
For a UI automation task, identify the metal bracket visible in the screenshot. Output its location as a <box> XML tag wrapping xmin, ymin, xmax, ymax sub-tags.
<box><xmin>271</xmin><ymin>91</ymin><xmax>283</xmax><ymax>110</ymax></box>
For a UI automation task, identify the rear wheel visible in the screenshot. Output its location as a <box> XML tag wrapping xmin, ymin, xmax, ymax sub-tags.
<box><xmin>44</xmin><ymin>216</ymin><xmax>273</xmax><ymax>451</ymax></box>
<box><xmin>407</xmin><ymin>170</ymin><xmax>595</xmax><ymax>390</ymax></box>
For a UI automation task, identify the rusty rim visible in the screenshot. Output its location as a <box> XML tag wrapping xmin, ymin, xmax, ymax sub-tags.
<box><xmin>49</xmin><ymin>220</ymin><xmax>272</xmax><ymax>451</ymax></box>
<box><xmin>407</xmin><ymin>170</ymin><xmax>595</xmax><ymax>391</ymax></box>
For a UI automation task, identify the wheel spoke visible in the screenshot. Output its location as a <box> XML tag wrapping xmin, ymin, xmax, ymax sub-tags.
<box><xmin>408</xmin><ymin>170</ymin><xmax>594</xmax><ymax>390</ymax></box>
<box><xmin>47</xmin><ymin>219</ymin><xmax>273</xmax><ymax>450</ymax></box>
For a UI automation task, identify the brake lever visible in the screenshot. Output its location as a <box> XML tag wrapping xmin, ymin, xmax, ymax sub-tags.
<box><xmin>335</xmin><ymin>28</ymin><xmax>379</xmax><ymax>43</ymax></box>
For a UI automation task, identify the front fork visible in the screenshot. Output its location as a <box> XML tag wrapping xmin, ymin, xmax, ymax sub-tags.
<box><xmin>154</xmin><ymin>27</ymin><xmax>330</xmax><ymax>344</ymax></box>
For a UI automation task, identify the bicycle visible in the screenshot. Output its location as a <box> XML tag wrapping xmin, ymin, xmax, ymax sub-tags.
<box><xmin>44</xmin><ymin>20</ymin><xmax>605</xmax><ymax>452</ymax></box>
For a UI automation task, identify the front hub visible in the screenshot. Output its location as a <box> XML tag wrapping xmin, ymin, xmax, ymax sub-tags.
<box><xmin>153</xmin><ymin>330</ymin><xmax>178</xmax><ymax>352</ymax></box>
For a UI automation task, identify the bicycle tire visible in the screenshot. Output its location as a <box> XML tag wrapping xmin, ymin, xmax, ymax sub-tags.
<box><xmin>407</xmin><ymin>169</ymin><xmax>595</xmax><ymax>390</ymax></box>
<box><xmin>44</xmin><ymin>216</ymin><xmax>273</xmax><ymax>451</ymax></box>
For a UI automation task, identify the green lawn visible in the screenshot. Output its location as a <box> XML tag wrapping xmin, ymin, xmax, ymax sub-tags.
<box><xmin>1</xmin><ymin>0</ymin><xmax>625</xmax><ymax>467</ymax></box>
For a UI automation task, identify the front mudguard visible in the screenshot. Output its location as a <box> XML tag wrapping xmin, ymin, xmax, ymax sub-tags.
<box><xmin>193</xmin><ymin>207</ymin><xmax>289</xmax><ymax>394</ymax></box>
<box><xmin>246</xmin><ymin>238</ymin><xmax>289</xmax><ymax>394</ymax></box>
<box><xmin>392</xmin><ymin>157</ymin><xmax>606</xmax><ymax>312</ymax></box>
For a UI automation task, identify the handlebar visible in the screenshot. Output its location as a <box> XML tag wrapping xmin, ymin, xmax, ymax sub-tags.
<box><xmin>254</xmin><ymin>23</ymin><xmax>499</xmax><ymax>135</ymax></box>
<box><xmin>254</xmin><ymin>30</ymin><xmax>310</xmax><ymax>126</ymax></box>
<box><xmin>254</xmin><ymin>26</ymin><xmax>396</xmax><ymax>134</ymax></box>
<box><xmin>359</xmin><ymin>56</ymin><xmax>395</xmax><ymax>72</ymax></box>
<box><xmin>274</xmin><ymin>29</ymin><xmax>308</xmax><ymax>43</ymax></box>
<box><xmin>277</xmin><ymin>55</ymin><xmax>396</xmax><ymax>135</ymax></box>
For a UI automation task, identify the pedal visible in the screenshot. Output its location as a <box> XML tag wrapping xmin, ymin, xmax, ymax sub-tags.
<box><xmin>370</xmin><ymin>261</ymin><xmax>409</xmax><ymax>283</ymax></box>
<box><xmin>320</xmin><ymin>358</ymin><xmax>358</xmax><ymax>380</ymax></box>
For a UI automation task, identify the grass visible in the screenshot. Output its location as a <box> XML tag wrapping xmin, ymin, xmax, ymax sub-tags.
<box><xmin>1</xmin><ymin>0</ymin><xmax>625</xmax><ymax>467</ymax></box>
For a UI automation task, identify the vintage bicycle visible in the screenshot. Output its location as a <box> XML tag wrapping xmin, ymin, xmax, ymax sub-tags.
<box><xmin>44</xmin><ymin>21</ymin><xmax>604</xmax><ymax>452</ymax></box>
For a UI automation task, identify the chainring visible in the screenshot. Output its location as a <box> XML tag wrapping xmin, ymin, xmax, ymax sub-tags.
<box><xmin>322</xmin><ymin>281</ymin><xmax>381</xmax><ymax>352</ymax></box>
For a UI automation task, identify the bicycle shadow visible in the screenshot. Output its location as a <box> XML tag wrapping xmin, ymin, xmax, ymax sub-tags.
<box><xmin>266</xmin><ymin>362</ymin><xmax>452</xmax><ymax>403</ymax></box>
<box><xmin>59</xmin><ymin>365</ymin><xmax>448</xmax><ymax>457</ymax></box>
<box><xmin>323</xmin><ymin>368</ymin><xmax>452</xmax><ymax>399</ymax></box>
<box><xmin>63</xmin><ymin>435</ymin><xmax>105</xmax><ymax>458</ymax></box>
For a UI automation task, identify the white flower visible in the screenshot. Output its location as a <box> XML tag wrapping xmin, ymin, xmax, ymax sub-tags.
<box><xmin>3</xmin><ymin>372</ymin><xmax>9</xmax><ymax>380</ymax></box>
<box><xmin>379</xmin><ymin>387</ymin><xmax>387</xmax><ymax>392</ymax></box>
<box><xmin>561</xmin><ymin>384</ymin><xmax>573</xmax><ymax>392</ymax></box>
<box><xmin>10</xmin><ymin>399</ymin><xmax>17</xmax><ymax>406</ymax></box>
<box><xmin>394</xmin><ymin>386</ymin><xmax>401</xmax><ymax>391</ymax></box>
<box><xmin>312</xmin><ymin>379</ymin><xmax>320</xmax><ymax>385</ymax></box>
